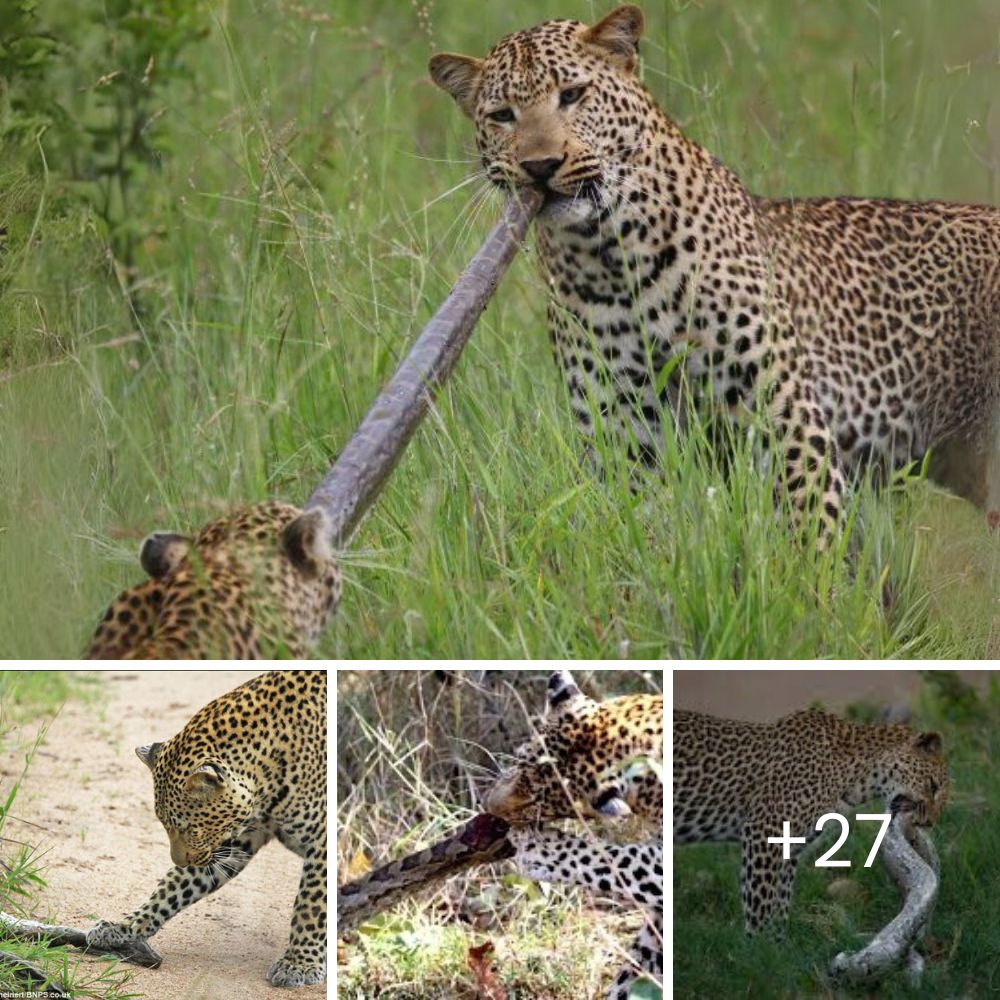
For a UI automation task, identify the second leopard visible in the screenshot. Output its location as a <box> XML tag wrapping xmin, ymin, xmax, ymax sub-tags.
<box><xmin>87</xmin><ymin>671</ymin><xmax>327</xmax><ymax>987</ymax></box>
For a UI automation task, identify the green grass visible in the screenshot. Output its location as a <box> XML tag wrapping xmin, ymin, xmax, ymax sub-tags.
<box><xmin>0</xmin><ymin>671</ymin><xmax>97</xmax><ymax>722</ymax></box>
<box><xmin>674</xmin><ymin>675</ymin><xmax>1000</xmax><ymax>997</ymax></box>
<box><xmin>0</xmin><ymin>677</ymin><xmax>135</xmax><ymax>999</ymax></box>
<box><xmin>0</xmin><ymin>0</ymin><xmax>996</xmax><ymax>657</ymax></box>
<box><xmin>339</xmin><ymin>898</ymin><xmax>637</xmax><ymax>999</ymax></box>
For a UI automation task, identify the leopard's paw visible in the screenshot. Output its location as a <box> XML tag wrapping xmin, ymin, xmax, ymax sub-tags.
<box><xmin>85</xmin><ymin>920</ymin><xmax>139</xmax><ymax>949</ymax></box>
<box><xmin>85</xmin><ymin>920</ymin><xmax>163</xmax><ymax>968</ymax></box>
<box><xmin>267</xmin><ymin>952</ymin><xmax>327</xmax><ymax>987</ymax></box>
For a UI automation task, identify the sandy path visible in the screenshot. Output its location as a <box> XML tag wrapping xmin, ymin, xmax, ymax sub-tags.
<box><xmin>0</xmin><ymin>670</ymin><xmax>327</xmax><ymax>1000</ymax></box>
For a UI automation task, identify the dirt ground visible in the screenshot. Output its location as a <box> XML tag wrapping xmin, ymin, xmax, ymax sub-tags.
<box><xmin>674</xmin><ymin>668</ymin><xmax>993</xmax><ymax>720</ymax></box>
<box><xmin>0</xmin><ymin>670</ymin><xmax>327</xmax><ymax>1000</ymax></box>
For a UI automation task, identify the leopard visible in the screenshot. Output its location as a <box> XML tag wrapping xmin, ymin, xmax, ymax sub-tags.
<box><xmin>430</xmin><ymin>5</ymin><xmax>1000</xmax><ymax>538</ymax></box>
<box><xmin>485</xmin><ymin>670</ymin><xmax>663</xmax><ymax>1000</ymax></box>
<box><xmin>86</xmin><ymin>670</ymin><xmax>327</xmax><ymax>988</ymax></box>
<box><xmin>85</xmin><ymin>500</ymin><xmax>341</xmax><ymax>659</ymax></box>
<box><xmin>673</xmin><ymin>707</ymin><xmax>949</xmax><ymax>934</ymax></box>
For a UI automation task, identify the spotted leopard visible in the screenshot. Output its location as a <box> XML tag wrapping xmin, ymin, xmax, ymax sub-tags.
<box><xmin>431</xmin><ymin>5</ymin><xmax>1000</xmax><ymax>536</ymax></box>
<box><xmin>85</xmin><ymin>501</ymin><xmax>341</xmax><ymax>658</ymax></box>
<box><xmin>673</xmin><ymin>707</ymin><xmax>949</xmax><ymax>933</ymax></box>
<box><xmin>86</xmin><ymin>670</ymin><xmax>327</xmax><ymax>987</ymax></box>
<box><xmin>485</xmin><ymin>670</ymin><xmax>663</xmax><ymax>1000</ymax></box>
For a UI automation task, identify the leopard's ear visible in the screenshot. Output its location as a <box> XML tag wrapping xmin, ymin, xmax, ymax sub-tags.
<box><xmin>429</xmin><ymin>53</ymin><xmax>484</xmax><ymax>117</ymax></box>
<box><xmin>135</xmin><ymin>742</ymin><xmax>164</xmax><ymax>771</ymax></box>
<box><xmin>185</xmin><ymin>762</ymin><xmax>225</xmax><ymax>800</ymax></box>
<box><xmin>914</xmin><ymin>731</ymin><xmax>943</xmax><ymax>756</ymax></box>
<box><xmin>281</xmin><ymin>507</ymin><xmax>333</xmax><ymax>579</ymax></box>
<box><xmin>139</xmin><ymin>532</ymin><xmax>191</xmax><ymax>579</ymax></box>
<box><xmin>583</xmin><ymin>5</ymin><xmax>644</xmax><ymax>73</ymax></box>
<box><xmin>546</xmin><ymin>670</ymin><xmax>589</xmax><ymax>712</ymax></box>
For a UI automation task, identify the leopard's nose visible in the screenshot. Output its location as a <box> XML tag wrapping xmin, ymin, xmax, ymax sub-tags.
<box><xmin>520</xmin><ymin>157</ymin><xmax>565</xmax><ymax>182</ymax></box>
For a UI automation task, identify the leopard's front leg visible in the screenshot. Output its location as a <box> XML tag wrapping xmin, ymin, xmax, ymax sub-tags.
<box><xmin>766</xmin><ymin>341</ymin><xmax>846</xmax><ymax>541</ymax></box>
<box><xmin>547</xmin><ymin>301</ymin><xmax>668</xmax><ymax>479</ymax></box>
<box><xmin>607</xmin><ymin>912</ymin><xmax>664</xmax><ymax>1000</ymax></box>
<box><xmin>267</xmin><ymin>843</ymin><xmax>327</xmax><ymax>987</ymax></box>
<box><xmin>86</xmin><ymin>827</ymin><xmax>269</xmax><ymax>962</ymax></box>
<box><xmin>740</xmin><ymin>818</ymin><xmax>804</xmax><ymax>934</ymax></box>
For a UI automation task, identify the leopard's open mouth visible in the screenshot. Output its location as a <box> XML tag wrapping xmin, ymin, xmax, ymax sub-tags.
<box><xmin>890</xmin><ymin>793</ymin><xmax>932</xmax><ymax>825</ymax></box>
<box><xmin>532</xmin><ymin>179</ymin><xmax>606</xmax><ymax>227</ymax></box>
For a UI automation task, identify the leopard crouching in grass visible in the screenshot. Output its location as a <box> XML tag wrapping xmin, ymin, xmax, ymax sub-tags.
<box><xmin>430</xmin><ymin>5</ymin><xmax>1000</xmax><ymax>537</ymax></box>
<box><xmin>485</xmin><ymin>670</ymin><xmax>663</xmax><ymax>1000</ymax></box>
<box><xmin>674</xmin><ymin>707</ymin><xmax>949</xmax><ymax>934</ymax></box>
<box><xmin>85</xmin><ymin>501</ymin><xmax>341</xmax><ymax>659</ymax></box>
<box><xmin>86</xmin><ymin>671</ymin><xmax>327</xmax><ymax>988</ymax></box>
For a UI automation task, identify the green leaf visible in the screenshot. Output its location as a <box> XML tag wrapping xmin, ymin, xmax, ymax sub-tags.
<box><xmin>627</xmin><ymin>979</ymin><xmax>663</xmax><ymax>1000</ymax></box>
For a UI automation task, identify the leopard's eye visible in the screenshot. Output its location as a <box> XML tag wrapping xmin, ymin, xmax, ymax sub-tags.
<box><xmin>487</xmin><ymin>107</ymin><xmax>515</xmax><ymax>124</ymax></box>
<box><xmin>559</xmin><ymin>85</ymin><xmax>586</xmax><ymax>107</ymax></box>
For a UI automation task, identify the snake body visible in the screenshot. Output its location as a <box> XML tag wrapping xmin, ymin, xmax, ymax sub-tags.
<box><xmin>829</xmin><ymin>815</ymin><xmax>940</xmax><ymax>983</ymax></box>
<box><xmin>337</xmin><ymin>813</ymin><xmax>514</xmax><ymax>932</ymax></box>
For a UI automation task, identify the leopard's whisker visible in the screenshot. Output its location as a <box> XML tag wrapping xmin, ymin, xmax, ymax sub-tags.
<box><xmin>431</xmin><ymin>181</ymin><xmax>495</xmax><ymax>258</ymax></box>
<box><xmin>411</xmin><ymin>170</ymin><xmax>489</xmax><ymax>220</ymax></box>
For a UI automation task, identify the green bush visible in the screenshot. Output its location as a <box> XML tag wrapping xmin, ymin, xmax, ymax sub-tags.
<box><xmin>1</xmin><ymin>0</ymin><xmax>210</xmax><ymax>291</ymax></box>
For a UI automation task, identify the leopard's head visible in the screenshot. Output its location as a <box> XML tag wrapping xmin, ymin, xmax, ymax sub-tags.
<box><xmin>430</xmin><ymin>6</ymin><xmax>654</xmax><ymax>229</ymax></box>
<box><xmin>136</xmin><ymin>738</ymin><xmax>256</xmax><ymax>867</ymax></box>
<box><xmin>484</xmin><ymin>670</ymin><xmax>662</xmax><ymax>823</ymax></box>
<box><xmin>85</xmin><ymin>501</ymin><xmax>341</xmax><ymax>658</ymax></box>
<box><xmin>879</xmin><ymin>730</ymin><xmax>949</xmax><ymax>827</ymax></box>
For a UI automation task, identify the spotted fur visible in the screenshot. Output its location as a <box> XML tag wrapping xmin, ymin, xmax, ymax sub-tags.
<box><xmin>86</xmin><ymin>670</ymin><xmax>327</xmax><ymax>987</ymax></box>
<box><xmin>85</xmin><ymin>501</ymin><xmax>341</xmax><ymax>659</ymax></box>
<box><xmin>509</xmin><ymin>828</ymin><xmax>663</xmax><ymax>998</ymax></box>
<box><xmin>485</xmin><ymin>670</ymin><xmax>663</xmax><ymax>1000</ymax></box>
<box><xmin>673</xmin><ymin>708</ymin><xmax>949</xmax><ymax>933</ymax></box>
<box><xmin>431</xmin><ymin>5</ymin><xmax>1000</xmax><ymax>536</ymax></box>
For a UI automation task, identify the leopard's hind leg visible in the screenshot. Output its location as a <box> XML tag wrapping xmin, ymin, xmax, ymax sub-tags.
<box><xmin>927</xmin><ymin>410</ymin><xmax>1000</xmax><ymax>530</ymax></box>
